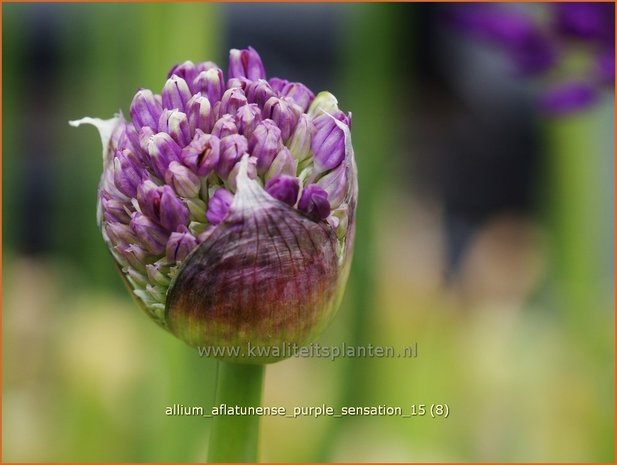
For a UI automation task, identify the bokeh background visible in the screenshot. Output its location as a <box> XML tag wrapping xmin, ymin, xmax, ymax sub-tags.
<box><xmin>3</xmin><ymin>3</ymin><xmax>614</xmax><ymax>462</ymax></box>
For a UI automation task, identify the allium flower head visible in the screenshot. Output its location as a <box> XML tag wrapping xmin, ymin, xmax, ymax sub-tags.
<box><xmin>71</xmin><ymin>47</ymin><xmax>357</xmax><ymax>363</ymax></box>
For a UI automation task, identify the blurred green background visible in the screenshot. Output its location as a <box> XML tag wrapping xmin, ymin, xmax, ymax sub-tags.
<box><xmin>3</xmin><ymin>3</ymin><xmax>614</xmax><ymax>462</ymax></box>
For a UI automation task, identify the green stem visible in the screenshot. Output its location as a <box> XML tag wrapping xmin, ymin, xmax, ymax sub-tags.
<box><xmin>207</xmin><ymin>362</ymin><xmax>265</xmax><ymax>462</ymax></box>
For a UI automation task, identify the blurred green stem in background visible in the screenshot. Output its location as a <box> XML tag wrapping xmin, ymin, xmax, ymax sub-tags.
<box><xmin>318</xmin><ymin>3</ymin><xmax>402</xmax><ymax>460</ymax></box>
<box><xmin>207</xmin><ymin>362</ymin><xmax>265</xmax><ymax>462</ymax></box>
<box><xmin>340</xmin><ymin>0</ymin><xmax>401</xmax><ymax>406</ymax></box>
<box><xmin>542</xmin><ymin>102</ymin><xmax>614</xmax><ymax>460</ymax></box>
<box><xmin>542</xmin><ymin>102</ymin><xmax>614</xmax><ymax>339</ymax></box>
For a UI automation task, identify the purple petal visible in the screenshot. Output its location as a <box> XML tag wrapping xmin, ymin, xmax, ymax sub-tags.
<box><xmin>167</xmin><ymin>61</ymin><xmax>199</xmax><ymax>90</ymax></box>
<box><xmin>227</xmin><ymin>76</ymin><xmax>252</xmax><ymax>92</ymax></box>
<box><xmin>268</xmin><ymin>77</ymin><xmax>288</xmax><ymax>94</ymax></box>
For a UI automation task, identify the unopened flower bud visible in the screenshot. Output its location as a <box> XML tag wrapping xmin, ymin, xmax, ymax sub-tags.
<box><xmin>307</xmin><ymin>91</ymin><xmax>340</xmax><ymax>118</ymax></box>
<box><xmin>159</xmin><ymin>186</ymin><xmax>190</xmax><ymax>231</ymax></box>
<box><xmin>316</xmin><ymin>161</ymin><xmax>347</xmax><ymax>210</ymax></box>
<box><xmin>268</xmin><ymin>77</ymin><xmax>288</xmax><ymax>94</ymax></box>
<box><xmin>106</xmin><ymin>221</ymin><xmax>137</xmax><ymax>246</ymax></box>
<box><xmin>166</xmin><ymin>226</ymin><xmax>198</xmax><ymax>263</ymax></box>
<box><xmin>265</xmin><ymin>146</ymin><xmax>296</xmax><ymax>181</ymax></box>
<box><xmin>137</xmin><ymin>181</ymin><xmax>189</xmax><ymax>231</ymax></box>
<box><xmin>146</xmin><ymin>132</ymin><xmax>182</xmax><ymax>178</ymax></box>
<box><xmin>311</xmin><ymin>112</ymin><xmax>346</xmax><ymax>171</ymax></box>
<box><xmin>211</xmin><ymin>114</ymin><xmax>238</xmax><ymax>139</ymax></box>
<box><xmin>130</xmin><ymin>212</ymin><xmax>168</xmax><ymax>255</ymax></box>
<box><xmin>159</xmin><ymin>109</ymin><xmax>191</xmax><ymax>147</ymax></box>
<box><xmin>101</xmin><ymin>194</ymin><xmax>130</xmax><ymax>223</ymax></box>
<box><xmin>219</xmin><ymin>87</ymin><xmax>248</xmax><ymax>117</ymax></box>
<box><xmin>168</xmin><ymin>60</ymin><xmax>199</xmax><ymax>90</ymax></box>
<box><xmin>119</xmin><ymin>243</ymin><xmax>150</xmax><ymax>272</ymax></box>
<box><xmin>168</xmin><ymin>60</ymin><xmax>218</xmax><ymax>94</ymax></box>
<box><xmin>246</xmin><ymin>79</ymin><xmax>276</xmax><ymax>107</ymax></box>
<box><xmin>193</xmin><ymin>67</ymin><xmax>225</xmax><ymax>105</ymax></box>
<box><xmin>113</xmin><ymin>149</ymin><xmax>145</xmax><ymax>197</ymax></box>
<box><xmin>235</xmin><ymin>103</ymin><xmax>262</xmax><ymax>139</ymax></box>
<box><xmin>131</xmin><ymin>89</ymin><xmax>163</xmax><ymax>131</ymax></box>
<box><xmin>249</xmin><ymin>119</ymin><xmax>283</xmax><ymax>174</ymax></box>
<box><xmin>262</xmin><ymin>97</ymin><xmax>300</xmax><ymax>141</ymax></box>
<box><xmin>265</xmin><ymin>175</ymin><xmax>300</xmax><ymax>206</ymax></box>
<box><xmin>181</xmin><ymin>131</ymin><xmax>220</xmax><ymax>177</ymax></box>
<box><xmin>270</xmin><ymin>78</ymin><xmax>315</xmax><ymax>112</ymax></box>
<box><xmin>298</xmin><ymin>184</ymin><xmax>331</xmax><ymax>221</ymax></box>
<box><xmin>162</xmin><ymin>75</ymin><xmax>192</xmax><ymax>112</ymax></box>
<box><xmin>287</xmin><ymin>114</ymin><xmax>312</xmax><ymax>162</ymax></box>
<box><xmin>186</xmin><ymin>94</ymin><xmax>212</xmax><ymax>135</ymax></box>
<box><xmin>228</xmin><ymin>47</ymin><xmax>266</xmax><ymax>81</ymax></box>
<box><xmin>146</xmin><ymin>261</ymin><xmax>172</xmax><ymax>286</ymax></box>
<box><xmin>218</xmin><ymin>134</ymin><xmax>249</xmax><ymax>179</ymax></box>
<box><xmin>206</xmin><ymin>188</ymin><xmax>234</xmax><ymax>224</ymax></box>
<box><xmin>165</xmin><ymin>161</ymin><xmax>201</xmax><ymax>198</ymax></box>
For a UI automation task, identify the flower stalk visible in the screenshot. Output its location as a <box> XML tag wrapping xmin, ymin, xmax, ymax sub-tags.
<box><xmin>208</xmin><ymin>361</ymin><xmax>265</xmax><ymax>462</ymax></box>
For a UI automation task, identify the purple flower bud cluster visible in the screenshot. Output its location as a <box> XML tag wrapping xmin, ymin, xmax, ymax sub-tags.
<box><xmin>74</xmin><ymin>47</ymin><xmax>357</xmax><ymax>329</ymax></box>
<box><xmin>446</xmin><ymin>3</ymin><xmax>615</xmax><ymax>115</ymax></box>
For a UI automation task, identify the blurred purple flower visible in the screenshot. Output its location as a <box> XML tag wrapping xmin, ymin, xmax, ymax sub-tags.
<box><xmin>540</xmin><ymin>81</ymin><xmax>598</xmax><ymax>114</ymax></box>
<box><xmin>554</xmin><ymin>3</ymin><xmax>614</xmax><ymax>44</ymax></box>
<box><xmin>446</xmin><ymin>3</ymin><xmax>614</xmax><ymax>115</ymax></box>
<box><xmin>446</xmin><ymin>5</ymin><xmax>556</xmax><ymax>75</ymax></box>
